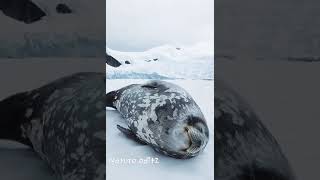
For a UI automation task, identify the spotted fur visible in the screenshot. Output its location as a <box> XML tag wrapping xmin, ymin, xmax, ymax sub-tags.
<box><xmin>0</xmin><ymin>72</ymin><xmax>106</xmax><ymax>180</ymax></box>
<box><xmin>107</xmin><ymin>80</ymin><xmax>209</xmax><ymax>159</ymax></box>
<box><xmin>215</xmin><ymin>80</ymin><xmax>295</xmax><ymax>180</ymax></box>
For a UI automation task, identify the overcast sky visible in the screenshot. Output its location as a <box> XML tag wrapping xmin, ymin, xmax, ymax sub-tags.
<box><xmin>106</xmin><ymin>0</ymin><xmax>213</xmax><ymax>51</ymax></box>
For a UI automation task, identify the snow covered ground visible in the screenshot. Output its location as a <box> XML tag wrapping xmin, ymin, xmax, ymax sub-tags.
<box><xmin>106</xmin><ymin>79</ymin><xmax>214</xmax><ymax>180</ymax></box>
<box><xmin>0</xmin><ymin>140</ymin><xmax>57</xmax><ymax>180</ymax></box>
<box><xmin>106</xmin><ymin>42</ymin><xmax>214</xmax><ymax>79</ymax></box>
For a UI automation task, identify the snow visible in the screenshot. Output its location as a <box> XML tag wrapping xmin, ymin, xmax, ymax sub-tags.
<box><xmin>0</xmin><ymin>140</ymin><xmax>57</xmax><ymax>180</ymax></box>
<box><xmin>106</xmin><ymin>42</ymin><xmax>214</xmax><ymax>79</ymax></box>
<box><xmin>106</xmin><ymin>79</ymin><xmax>214</xmax><ymax>180</ymax></box>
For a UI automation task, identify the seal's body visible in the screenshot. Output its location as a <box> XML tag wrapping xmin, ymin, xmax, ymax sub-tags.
<box><xmin>215</xmin><ymin>80</ymin><xmax>295</xmax><ymax>180</ymax></box>
<box><xmin>106</xmin><ymin>80</ymin><xmax>209</xmax><ymax>159</ymax></box>
<box><xmin>0</xmin><ymin>72</ymin><xmax>106</xmax><ymax>180</ymax></box>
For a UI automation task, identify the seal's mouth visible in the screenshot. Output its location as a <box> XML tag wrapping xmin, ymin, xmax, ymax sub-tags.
<box><xmin>183</xmin><ymin>126</ymin><xmax>208</xmax><ymax>156</ymax></box>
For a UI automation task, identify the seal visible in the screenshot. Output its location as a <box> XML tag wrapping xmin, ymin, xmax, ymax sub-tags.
<box><xmin>215</xmin><ymin>79</ymin><xmax>295</xmax><ymax>180</ymax></box>
<box><xmin>0</xmin><ymin>72</ymin><xmax>106</xmax><ymax>180</ymax></box>
<box><xmin>106</xmin><ymin>80</ymin><xmax>209</xmax><ymax>159</ymax></box>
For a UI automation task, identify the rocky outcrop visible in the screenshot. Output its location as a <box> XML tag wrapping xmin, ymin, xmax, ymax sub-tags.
<box><xmin>56</xmin><ymin>3</ymin><xmax>72</xmax><ymax>14</ymax></box>
<box><xmin>106</xmin><ymin>54</ymin><xmax>121</xmax><ymax>67</ymax></box>
<box><xmin>0</xmin><ymin>0</ymin><xmax>46</xmax><ymax>23</ymax></box>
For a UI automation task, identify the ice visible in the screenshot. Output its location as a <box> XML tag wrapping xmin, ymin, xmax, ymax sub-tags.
<box><xmin>0</xmin><ymin>140</ymin><xmax>57</xmax><ymax>180</ymax></box>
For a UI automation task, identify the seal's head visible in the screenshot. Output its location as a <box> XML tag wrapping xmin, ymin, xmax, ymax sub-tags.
<box><xmin>156</xmin><ymin>115</ymin><xmax>209</xmax><ymax>159</ymax></box>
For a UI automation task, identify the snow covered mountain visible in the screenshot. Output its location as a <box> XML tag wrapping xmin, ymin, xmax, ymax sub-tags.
<box><xmin>106</xmin><ymin>42</ymin><xmax>214</xmax><ymax>80</ymax></box>
<box><xmin>0</xmin><ymin>0</ymin><xmax>104</xmax><ymax>57</ymax></box>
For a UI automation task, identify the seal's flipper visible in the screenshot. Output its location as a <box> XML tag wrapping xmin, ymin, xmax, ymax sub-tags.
<box><xmin>106</xmin><ymin>91</ymin><xmax>117</xmax><ymax>108</ymax></box>
<box><xmin>141</xmin><ymin>81</ymin><xmax>173</xmax><ymax>91</ymax></box>
<box><xmin>0</xmin><ymin>92</ymin><xmax>32</xmax><ymax>146</ymax></box>
<box><xmin>116</xmin><ymin>125</ymin><xmax>134</xmax><ymax>137</ymax></box>
<box><xmin>116</xmin><ymin>125</ymin><xmax>148</xmax><ymax>145</ymax></box>
<box><xmin>106</xmin><ymin>84</ymin><xmax>138</xmax><ymax>109</ymax></box>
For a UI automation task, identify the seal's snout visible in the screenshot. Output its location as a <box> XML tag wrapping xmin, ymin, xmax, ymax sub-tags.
<box><xmin>185</xmin><ymin>126</ymin><xmax>208</xmax><ymax>155</ymax></box>
<box><xmin>168</xmin><ymin>117</ymin><xmax>209</xmax><ymax>158</ymax></box>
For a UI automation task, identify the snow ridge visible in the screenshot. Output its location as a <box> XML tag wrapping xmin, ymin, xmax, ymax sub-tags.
<box><xmin>106</xmin><ymin>42</ymin><xmax>214</xmax><ymax>80</ymax></box>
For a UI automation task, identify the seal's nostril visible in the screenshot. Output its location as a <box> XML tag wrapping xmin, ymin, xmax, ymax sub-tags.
<box><xmin>191</xmin><ymin>138</ymin><xmax>203</xmax><ymax>149</ymax></box>
<box><xmin>194</xmin><ymin>139</ymin><xmax>202</xmax><ymax>147</ymax></box>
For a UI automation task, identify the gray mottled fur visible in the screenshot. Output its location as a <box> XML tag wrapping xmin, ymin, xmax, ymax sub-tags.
<box><xmin>215</xmin><ymin>79</ymin><xmax>295</xmax><ymax>180</ymax></box>
<box><xmin>107</xmin><ymin>80</ymin><xmax>209</xmax><ymax>159</ymax></box>
<box><xmin>6</xmin><ymin>72</ymin><xmax>106</xmax><ymax>180</ymax></box>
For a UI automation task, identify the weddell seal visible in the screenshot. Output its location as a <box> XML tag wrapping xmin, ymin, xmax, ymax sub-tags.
<box><xmin>106</xmin><ymin>80</ymin><xmax>209</xmax><ymax>159</ymax></box>
<box><xmin>0</xmin><ymin>72</ymin><xmax>105</xmax><ymax>180</ymax></box>
<box><xmin>215</xmin><ymin>79</ymin><xmax>295</xmax><ymax>180</ymax></box>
